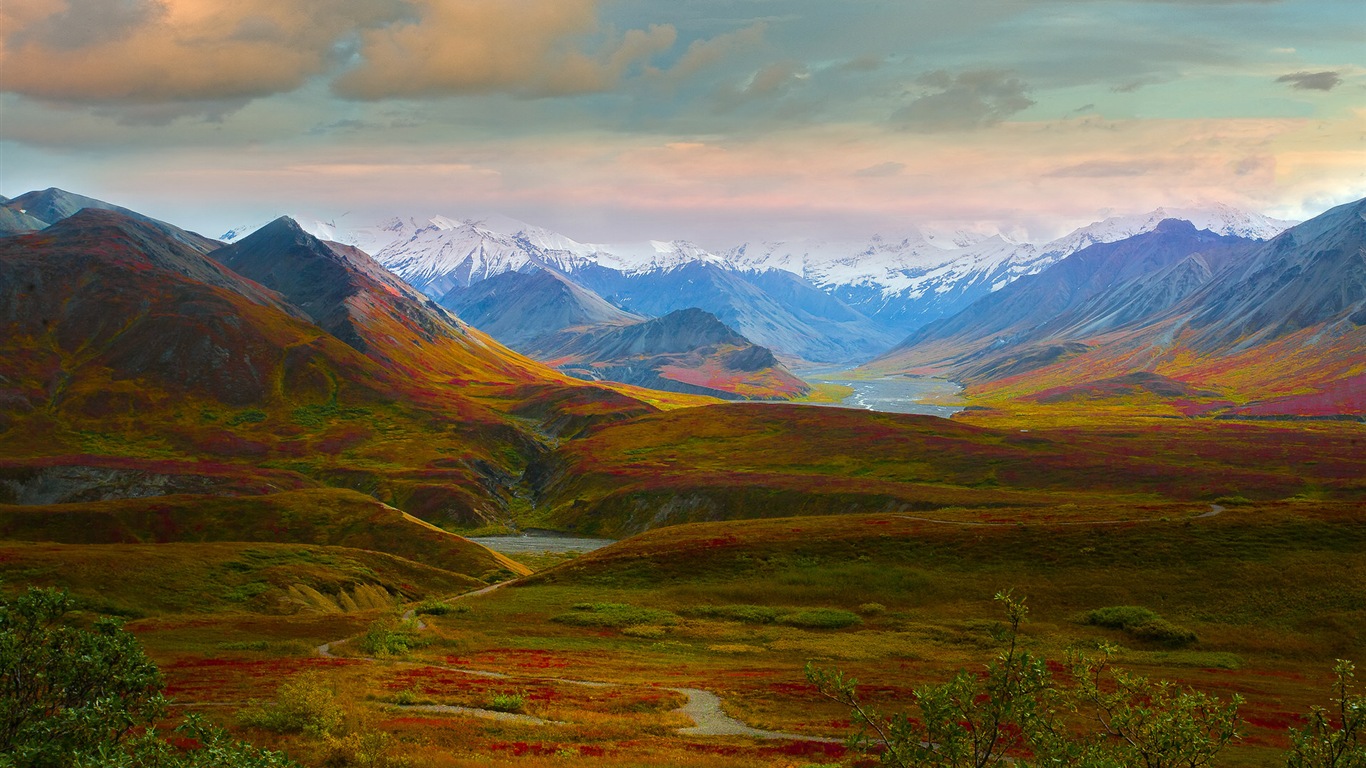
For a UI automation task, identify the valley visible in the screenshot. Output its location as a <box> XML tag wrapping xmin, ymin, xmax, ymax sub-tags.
<box><xmin>0</xmin><ymin>187</ymin><xmax>1362</xmax><ymax>768</ymax></box>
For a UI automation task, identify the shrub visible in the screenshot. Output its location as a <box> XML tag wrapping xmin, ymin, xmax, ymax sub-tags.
<box><xmin>357</xmin><ymin>618</ymin><xmax>427</xmax><ymax>657</ymax></box>
<box><xmin>622</xmin><ymin>625</ymin><xmax>668</xmax><ymax>639</ymax></box>
<box><xmin>779</xmin><ymin>608</ymin><xmax>862</xmax><ymax>629</ymax></box>
<box><xmin>551</xmin><ymin>603</ymin><xmax>678</xmax><ymax>628</ymax></box>
<box><xmin>858</xmin><ymin>602</ymin><xmax>887</xmax><ymax>616</ymax></box>
<box><xmin>413</xmin><ymin>599</ymin><xmax>455</xmax><ymax>616</ymax></box>
<box><xmin>237</xmin><ymin>674</ymin><xmax>343</xmax><ymax>737</ymax></box>
<box><xmin>684</xmin><ymin>604</ymin><xmax>862</xmax><ymax>628</ymax></box>
<box><xmin>487</xmin><ymin>693</ymin><xmax>526</xmax><ymax>713</ymax></box>
<box><xmin>1084</xmin><ymin>606</ymin><xmax>1197</xmax><ymax>647</ymax></box>
<box><xmin>685</xmin><ymin>604</ymin><xmax>781</xmax><ymax>623</ymax></box>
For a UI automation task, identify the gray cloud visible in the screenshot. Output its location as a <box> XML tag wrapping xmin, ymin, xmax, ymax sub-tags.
<box><xmin>1276</xmin><ymin>71</ymin><xmax>1342</xmax><ymax>91</ymax></box>
<box><xmin>892</xmin><ymin>70</ymin><xmax>1034</xmax><ymax>132</ymax></box>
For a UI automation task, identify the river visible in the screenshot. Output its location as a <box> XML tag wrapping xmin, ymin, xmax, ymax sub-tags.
<box><xmin>468</xmin><ymin>530</ymin><xmax>616</xmax><ymax>555</ymax></box>
<box><xmin>799</xmin><ymin>372</ymin><xmax>965</xmax><ymax>417</ymax></box>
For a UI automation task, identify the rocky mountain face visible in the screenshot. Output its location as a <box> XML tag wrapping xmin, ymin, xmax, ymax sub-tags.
<box><xmin>526</xmin><ymin>308</ymin><xmax>810</xmax><ymax>401</ymax></box>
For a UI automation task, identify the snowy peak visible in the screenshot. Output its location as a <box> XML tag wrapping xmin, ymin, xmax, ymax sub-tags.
<box><xmin>1044</xmin><ymin>204</ymin><xmax>1296</xmax><ymax>257</ymax></box>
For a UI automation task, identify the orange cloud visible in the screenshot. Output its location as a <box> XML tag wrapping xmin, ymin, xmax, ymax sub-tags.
<box><xmin>0</xmin><ymin>0</ymin><xmax>409</xmax><ymax>102</ymax></box>
<box><xmin>332</xmin><ymin>0</ymin><xmax>675</xmax><ymax>99</ymax></box>
<box><xmin>0</xmin><ymin>0</ymin><xmax>675</xmax><ymax>104</ymax></box>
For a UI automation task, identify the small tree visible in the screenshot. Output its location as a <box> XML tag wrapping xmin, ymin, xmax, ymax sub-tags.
<box><xmin>1066</xmin><ymin>646</ymin><xmax>1242</xmax><ymax>768</ymax></box>
<box><xmin>0</xmin><ymin>588</ymin><xmax>165</xmax><ymax>767</ymax></box>
<box><xmin>807</xmin><ymin>592</ymin><xmax>1060</xmax><ymax>768</ymax></box>
<box><xmin>1286</xmin><ymin>659</ymin><xmax>1365</xmax><ymax>768</ymax></box>
<box><xmin>0</xmin><ymin>587</ymin><xmax>301</xmax><ymax>768</ymax></box>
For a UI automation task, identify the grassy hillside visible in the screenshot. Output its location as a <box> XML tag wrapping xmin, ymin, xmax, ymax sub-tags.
<box><xmin>0</xmin><ymin>541</ymin><xmax>483</xmax><ymax>619</ymax></box>
<box><xmin>527</xmin><ymin>402</ymin><xmax>1366</xmax><ymax>535</ymax></box>
<box><xmin>0</xmin><ymin>488</ymin><xmax>529</xmax><ymax>579</ymax></box>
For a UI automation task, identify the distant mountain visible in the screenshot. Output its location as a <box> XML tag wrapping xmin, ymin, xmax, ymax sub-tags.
<box><xmin>870</xmin><ymin>220</ymin><xmax>1256</xmax><ymax>378</ymax></box>
<box><xmin>217</xmin><ymin>204</ymin><xmax>1295</xmax><ymax>365</ymax></box>
<box><xmin>725</xmin><ymin>205</ymin><xmax>1294</xmax><ymax>338</ymax></box>
<box><xmin>2</xmin><ymin>187</ymin><xmax>222</xmax><ymax>252</ymax></box>
<box><xmin>866</xmin><ymin>200</ymin><xmax>1365</xmax><ymax>416</ymax></box>
<box><xmin>440</xmin><ymin>268</ymin><xmax>644</xmax><ymax>349</ymax></box>
<box><xmin>526</xmin><ymin>308</ymin><xmax>811</xmax><ymax>401</ymax></box>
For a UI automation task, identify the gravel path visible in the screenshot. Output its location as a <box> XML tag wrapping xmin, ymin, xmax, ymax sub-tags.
<box><xmin>670</xmin><ymin>687</ymin><xmax>841</xmax><ymax>741</ymax></box>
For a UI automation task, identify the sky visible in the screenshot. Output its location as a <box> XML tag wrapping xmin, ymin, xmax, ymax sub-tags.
<box><xmin>1</xmin><ymin>0</ymin><xmax>1362</xmax><ymax>246</ymax></box>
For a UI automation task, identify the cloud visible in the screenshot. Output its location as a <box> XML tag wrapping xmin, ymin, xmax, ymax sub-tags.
<box><xmin>0</xmin><ymin>0</ymin><xmax>675</xmax><ymax>107</ymax></box>
<box><xmin>853</xmin><ymin>161</ymin><xmax>906</xmax><ymax>178</ymax></box>
<box><xmin>663</xmin><ymin>22</ymin><xmax>767</xmax><ymax>82</ymax></box>
<box><xmin>332</xmin><ymin>0</ymin><xmax>675</xmax><ymax>99</ymax></box>
<box><xmin>892</xmin><ymin>70</ymin><xmax>1034</xmax><ymax>132</ymax></box>
<box><xmin>0</xmin><ymin>0</ymin><xmax>411</xmax><ymax>106</ymax></box>
<box><xmin>1275</xmin><ymin>70</ymin><xmax>1342</xmax><ymax>91</ymax></box>
<box><xmin>1046</xmin><ymin>159</ymin><xmax>1167</xmax><ymax>178</ymax></box>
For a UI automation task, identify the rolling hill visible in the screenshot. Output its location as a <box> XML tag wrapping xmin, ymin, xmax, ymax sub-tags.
<box><xmin>526</xmin><ymin>308</ymin><xmax>811</xmax><ymax>401</ymax></box>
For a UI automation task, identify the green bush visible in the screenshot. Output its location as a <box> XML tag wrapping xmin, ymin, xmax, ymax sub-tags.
<box><xmin>357</xmin><ymin>618</ymin><xmax>427</xmax><ymax>656</ymax></box>
<box><xmin>779</xmin><ymin>608</ymin><xmax>862</xmax><ymax>629</ymax></box>
<box><xmin>0</xmin><ymin>588</ymin><xmax>165</xmax><ymax>767</ymax></box>
<box><xmin>683</xmin><ymin>604</ymin><xmax>861</xmax><ymax>629</ymax></box>
<box><xmin>551</xmin><ymin>603</ymin><xmax>678</xmax><ymax>628</ymax></box>
<box><xmin>236</xmin><ymin>674</ymin><xmax>343</xmax><ymax>737</ymax></box>
<box><xmin>858</xmin><ymin>602</ymin><xmax>887</xmax><ymax>616</ymax></box>
<box><xmin>684</xmin><ymin>604</ymin><xmax>781</xmax><ymax>623</ymax></box>
<box><xmin>413</xmin><ymin>599</ymin><xmax>455</xmax><ymax>616</ymax></box>
<box><xmin>1085</xmin><ymin>606</ymin><xmax>1197</xmax><ymax>647</ymax></box>
<box><xmin>487</xmin><ymin>693</ymin><xmax>526</xmax><ymax>713</ymax></box>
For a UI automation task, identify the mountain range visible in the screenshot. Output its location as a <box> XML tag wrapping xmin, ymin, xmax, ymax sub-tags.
<box><xmin>869</xmin><ymin>201</ymin><xmax>1366</xmax><ymax>416</ymax></box>
<box><xmin>220</xmin><ymin>204</ymin><xmax>1294</xmax><ymax>365</ymax></box>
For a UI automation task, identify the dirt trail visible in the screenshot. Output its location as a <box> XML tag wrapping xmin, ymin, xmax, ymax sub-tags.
<box><xmin>318</xmin><ymin>579</ymin><xmax>835</xmax><ymax>741</ymax></box>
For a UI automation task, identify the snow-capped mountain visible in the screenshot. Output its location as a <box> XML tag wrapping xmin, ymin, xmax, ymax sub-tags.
<box><xmin>214</xmin><ymin>204</ymin><xmax>1295</xmax><ymax>364</ymax></box>
<box><xmin>1041</xmin><ymin>204</ymin><xmax>1296</xmax><ymax>257</ymax></box>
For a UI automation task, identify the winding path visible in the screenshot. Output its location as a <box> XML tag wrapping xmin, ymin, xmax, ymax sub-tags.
<box><xmin>318</xmin><ymin>579</ymin><xmax>834</xmax><ymax>742</ymax></box>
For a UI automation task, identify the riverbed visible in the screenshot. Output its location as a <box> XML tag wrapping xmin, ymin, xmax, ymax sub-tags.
<box><xmin>468</xmin><ymin>530</ymin><xmax>616</xmax><ymax>555</ymax></box>
<box><xmin>801</xmin><ymin>373</ymin><xmax>965</xmax><ymax>417</ymax></box>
